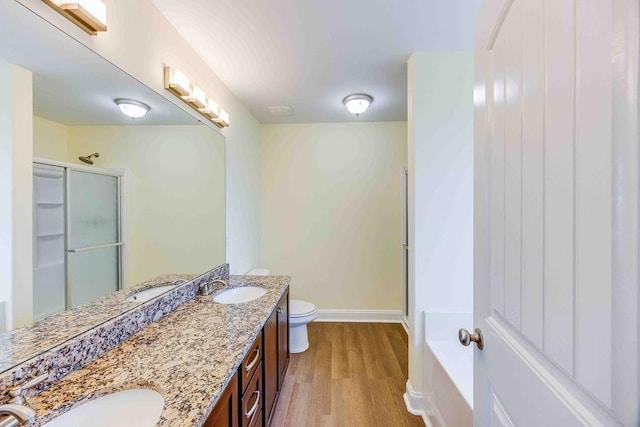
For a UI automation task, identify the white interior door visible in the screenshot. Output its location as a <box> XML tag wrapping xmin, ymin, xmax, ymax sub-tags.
<box><xmin>473</xmin><ymin>0</ymin><xmax>639</xmax><ymax>426</ymax></box>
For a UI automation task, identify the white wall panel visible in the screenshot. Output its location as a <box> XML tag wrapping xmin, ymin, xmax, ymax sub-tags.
<box><xmin>574</xmin><ymin>0</ymin><xmax>613</xmax><ymax>408</ymax></box>
<box><xmin>503</xmin><ymin>0</ymin><xmax>523</xmax><ymax>330</ymax></box>
<box><xmin>520</xmin><ymin>0</ymin><xmax>545</xmax><ymax>350</ymax></box>
<box><xmin>490</xmin><ymin>34</ymin><xmax>506</xmax><ymax>317</ymax></box>
<box><xmin>542</xmin><ymin>0</ymin><xmax>576</xmax><ymax>375</ymax></box>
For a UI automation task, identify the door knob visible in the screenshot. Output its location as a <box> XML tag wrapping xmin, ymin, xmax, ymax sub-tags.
<box><xmin>458</xmin><ymin>327</ymin><xmax>484</xmax><ymax>350</ymax></box>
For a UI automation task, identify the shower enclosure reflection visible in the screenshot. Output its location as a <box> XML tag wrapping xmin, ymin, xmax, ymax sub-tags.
<box><xmin>31</xmin><ymin>120</ymin><xmax>226</xmax><ymax>323</ymax></box>
<box><xmin>33</xmin><ymin>163</ymin><xmax>122</xmax><ymax>320</ymax></box>
<box><xmin>78</xmin><ymin>152</ymin><xmax>99</xmax><ymax>164</ymax></box>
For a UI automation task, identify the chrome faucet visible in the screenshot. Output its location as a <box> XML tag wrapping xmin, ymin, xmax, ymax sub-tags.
<box><xmin>200</xmin><ymin>279</ymin><xmax>228</xmax><ymax>296</ymax></box>
<box><xmin>0</xmin><ymin>404</ymin><xmax>36</xmax><ymax>427</ymax></box>
<box><xmin>8</xmin><ymin>374</ymin><xmax>47</xmax><ymax>406</ymax></box>
<box><xmin>0</xmin><ymin>374</ymin><xmax>47</xmax><ymax>427</ymax></box>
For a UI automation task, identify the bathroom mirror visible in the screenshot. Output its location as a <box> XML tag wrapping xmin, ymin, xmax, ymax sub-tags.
<box><xmin>0</xmin><ymin>3</ymin><xmax>225</xmax><ymax>373</ymax></box>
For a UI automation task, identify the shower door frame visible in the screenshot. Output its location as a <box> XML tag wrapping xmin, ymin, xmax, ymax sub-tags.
<box><xmin>33</xmin><ymin>158</ymin><xmax>127</xmax><ymax>309</ymax></box>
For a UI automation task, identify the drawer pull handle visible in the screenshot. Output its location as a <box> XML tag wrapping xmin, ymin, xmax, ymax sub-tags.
<box><xmin>245</xmin><ymin>390</ymin><xmax>260</xmax><ymax>418</ymax></box>
<box><xmin>245</xmin><ymin>348</ymin><xmax>260</xmax><ymax>372</ymax></box>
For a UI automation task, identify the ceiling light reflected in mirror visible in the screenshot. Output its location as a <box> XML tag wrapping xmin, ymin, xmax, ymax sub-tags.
<box><xmin>115</xmin><ymin>99</ymin><xmax>150</xmax><ymax>119</ymax></box>
<box><xmin>343</xmin><ymin>94</ymin><xmax>373</xmax><ymax>117</ymax></box>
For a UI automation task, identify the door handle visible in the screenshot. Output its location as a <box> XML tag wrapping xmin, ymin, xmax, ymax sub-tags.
<box><xmin>458</xmin><ymin>327</ymin><xmax>484</xmax><ymax>350</ymax></box>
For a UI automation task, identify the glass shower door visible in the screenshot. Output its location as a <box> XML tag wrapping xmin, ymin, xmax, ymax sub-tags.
<box><xmin>67</xmin><ymin>170</ymin><xmax>122</xmax><ymax>308</ymax></box>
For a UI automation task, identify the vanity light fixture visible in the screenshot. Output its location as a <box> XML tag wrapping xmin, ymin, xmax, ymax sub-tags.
<box><xmin>164</xmin><ymin>68</ymin><xmax>191</xmax><ymax>97</ymax></box>
<box><xmin>115</xmin><ymin>99</ymin><xmax>150</xmax><ymax>119</ymax></box>
<box><xmin>185</xmin><ymin>86</ymin><xmax>207</xmax><ymax>109</ymax></box>
<box><xmin>343</xmin><ymin>94</ymin><xmax>373</xmax><ymax>117</ymax></box>
<box><xmin>163</xmin><ymin>66</ymin><xmax>230</xmax><ymax>129</ymax></box>
<box><xmin>43</xmin><ymin>0</ymin><xmax>107</xmax><ymax>35</ymax></box>
<box><xmin>213</xmin><ymin>110</ymin><xmax>230</xmax><ymax>128</ymax></box>
<box><xmin>200</xmin><ymin>99</ymin><xmax>220</xmax><ymax>119</ymax></box>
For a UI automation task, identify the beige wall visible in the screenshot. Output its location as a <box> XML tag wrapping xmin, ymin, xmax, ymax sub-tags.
<box><xmin>260</xmin><ymin>122</ymin><xmax>407</xmax><ymax>311</ymax></box>
<box><xmin>0</xmin><ymin>64</ymin><xmax>33</xmax><ymax>330</ymax></box>
<box><xmin>67</xmin><ymin>125</ymin><xmax>226</xmax><ymax>286</ymax></box>
<box><xmin>33</xmin><ymin>116</ymin><xmax>68</xmax><ymax>162</ymax></box>
<box><xmin>18</xmin><ymin>0</ymin><xmax>262</xmax><ymax>274</ymax></box>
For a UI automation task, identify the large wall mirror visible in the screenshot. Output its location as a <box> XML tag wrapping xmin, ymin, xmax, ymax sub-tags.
<box><xmin>0</xmin><ymin>3</ymin><xmax>225</xmax><ymax>373</ymax></box>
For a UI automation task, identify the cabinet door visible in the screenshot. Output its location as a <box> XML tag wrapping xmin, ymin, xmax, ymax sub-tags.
<box><xmin>277</xmin><ymin>291</ymin><xmax>289</xmax><ymax>388</ymax></box>
<box><xmin>263</xmin><ymin>308</ymin><xmax>278</xmax><ymax>425</ymax></box>
<box><xmin>204</xmin><ymin>373</ymin><xmax>239</xmax><ymax>427</ymax></box>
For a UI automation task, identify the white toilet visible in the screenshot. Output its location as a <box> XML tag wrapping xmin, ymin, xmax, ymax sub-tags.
<box><xmin>246</xmin><ymin>268</ymin><xmax>317</xmax><ymax>353</ymax></box>
<box><xmin>288</xmin><ymin>299</ymin><xmax>317</xmax><ymax>353</ymax></box>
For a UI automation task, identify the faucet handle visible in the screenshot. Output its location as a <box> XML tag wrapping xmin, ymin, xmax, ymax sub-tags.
<box><xmin>9</xmin><ymin>374</ymin><xmax>48</xmax><ymax>405</ymax></box>
<box><xmin>199</xmin><ymin>282</ymin><xmax>214</xmax><ymax>296</ymax></box>
<box><xmin>200</xmin><ymin>279</ymin><xmax>227</xmax><ymax>296</ymax></box>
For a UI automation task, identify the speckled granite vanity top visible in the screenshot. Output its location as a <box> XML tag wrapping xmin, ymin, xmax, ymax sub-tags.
<box><xmin>0</xmin><ymin>274</ymin><xmax>195</xmax><ymax>373</ymax></box>
<box><xmin>28</xmin><ymin>275</ymin><xmax>290</xmax><ymax>427</ymax></box>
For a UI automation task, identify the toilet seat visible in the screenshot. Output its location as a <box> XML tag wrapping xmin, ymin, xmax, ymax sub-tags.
<box><xmin>290</xmin><ymin>299</ymin><xmax>316</xmax><ymax>317</ymax></box>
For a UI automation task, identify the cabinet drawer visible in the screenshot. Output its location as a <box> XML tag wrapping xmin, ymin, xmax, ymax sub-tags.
<box><xmin>240</xmin><ymin>332</ymin><xmax>262</xmax><ymax>395</ymax></box>
<box><xmin>241</xmin><ymin>361</ymin><xmax>263</xmax><ymax>427</ymax></box>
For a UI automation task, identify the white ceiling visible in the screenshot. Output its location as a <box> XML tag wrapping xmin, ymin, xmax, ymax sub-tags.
<box><xmin>150</xmin><ymin>0</ymin><xmax>483</xmax><ymax>123</ymax></box>
<box><xmin>0</xmin><ymin>1</ymin><xmax>199</xmax><ymax>126</ymax></box>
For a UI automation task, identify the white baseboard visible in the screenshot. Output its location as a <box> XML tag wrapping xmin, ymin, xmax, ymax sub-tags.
<box><xmin>401</xmin><ymin>315</ymin><xmax>409</xmax><ymax>334</ymax></box>
<box><xmin>314</xmin><ymin>309</ymin><xmax>402</xmax><ymax>323</ymax></box>
<box><xmin>403</xmin><ymin>380</ymin><xmax>433</xmax><ymax>427</ymax></box>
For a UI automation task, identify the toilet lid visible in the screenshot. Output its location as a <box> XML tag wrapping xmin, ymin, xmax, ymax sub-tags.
<box><xmin>290</xmin><ymin>299</ymin><xmax>316</xmax><ymax>317</ymax></box>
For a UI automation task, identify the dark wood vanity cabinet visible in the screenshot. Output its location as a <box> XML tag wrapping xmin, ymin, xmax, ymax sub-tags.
<box><xmin>204</xmin><ymin>373</ymin><xmax>239</xmax><ymax>427</ymax></box>
<box><xmin>240</xmin><ymin>333</ymin><xmax>262</xmax><ymax>394</ymax></box>
<box><xmin>241</xmin><ymin>360</ymin><xmax>263</xmax><ymax>427</ymax></box>
<box><xmin>205</xmin><ymin>289</ymin><xmax>289</xmax><ymax>427</ymax></box>
<box><xmin>277</xmin><ymin>293</ymin><xmax>290</xmax><ymax>387</ymax></box>
<box><xmin>264</xmin><ymin>290</ymin><xmax>290</xmax><ymax>425</ymax></box>
<box><xmin>263</xmin><ymin>308</ymin><xmax>279</xmax><ymax>424</ymax></box>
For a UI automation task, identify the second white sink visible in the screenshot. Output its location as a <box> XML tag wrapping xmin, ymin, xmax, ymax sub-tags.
<box><xmin>44</xmin><ymin>388</ymin><xmax>164</xmax><ymax>427</ymax></box>
<box><xmin>213</xmin><ymin>286</ymin><xmax>266</xmax><ymax>304</ymax></box>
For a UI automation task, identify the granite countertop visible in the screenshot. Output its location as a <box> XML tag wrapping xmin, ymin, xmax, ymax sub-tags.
<box><xmin>0</xmin><ymin>273</ymin><xmax>196</xmax><ymax>375</ymax></box>
<box><xmin>28</xmin><ymin>275</ymin><xmax>290</xmax><ymax>427</ymax></box>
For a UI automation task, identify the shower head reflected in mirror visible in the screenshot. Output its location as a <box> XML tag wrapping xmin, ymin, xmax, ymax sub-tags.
<box><xmin>79</xmin><ymin>153</ymin><xmax>99</xmax><ymax>165</ymax></box>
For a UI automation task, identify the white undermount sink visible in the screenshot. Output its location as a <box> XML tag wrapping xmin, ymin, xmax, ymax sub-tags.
<box><xmin>213</xmin><ymin>286</ymin><xmax>267</xmax><ymax>304</ymax></box>
<box><xmin>126</xmin><ymin>285</ymin><xmax>177</xmax><ymax>303</ymax></box>
<box><xmin>44</xmin><ymin>388</ymin><xmax>164</xmax><ymax>427</ymax></box>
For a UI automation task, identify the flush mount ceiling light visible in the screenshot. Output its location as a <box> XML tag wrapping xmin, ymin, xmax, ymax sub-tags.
<box><xmin>115</xmin><ymin>99</ymin><xmax>150</xmax><ymax>119</ymax></box>
<box><xmin>343</xmin><ymin>94</ymin><xmax>373</xmax><ymax>116</ymax></box>
<box><xmin>43</xmin><ymin>0</ymin><xmax>107</xmax><ymax>35</ymax></box>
